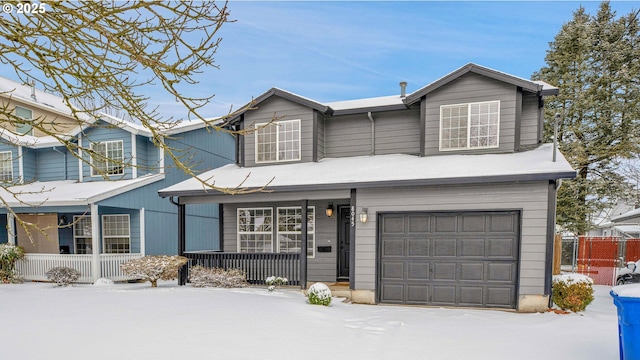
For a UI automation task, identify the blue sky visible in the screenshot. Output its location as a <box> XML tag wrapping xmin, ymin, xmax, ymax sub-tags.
<box><xmin>157</xmin><ymin>0</ymin><xmax>637</xmax><ymax>119</ymax></box>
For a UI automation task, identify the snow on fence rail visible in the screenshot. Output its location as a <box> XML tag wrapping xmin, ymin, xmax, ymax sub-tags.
<box><xmin>16</xmin><ymin>253</ymin><xmax>143</xmax><ymax>283</ymax></box>
<box><xmin>184</xmin><ymin>252</ymin><xmax>300</xmax><ymax>285</ymax></box>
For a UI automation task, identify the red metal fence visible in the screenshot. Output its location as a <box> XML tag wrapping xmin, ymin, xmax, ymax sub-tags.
<box><xmin>576</xmin><ymin>236</ymin><xmax>640</xmax><ymax>285</ymax></box>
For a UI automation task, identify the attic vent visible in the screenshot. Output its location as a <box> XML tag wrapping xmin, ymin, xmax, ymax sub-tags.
<box><xmin>399</xmin><ymin>81</ymin><xmax>407</xmax><ymax>98</ymax></box>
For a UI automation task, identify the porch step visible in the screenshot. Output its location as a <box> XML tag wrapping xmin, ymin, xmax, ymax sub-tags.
<box><xmin>323</xmin><ymin>282</ymin><xmax>352</xmax><ymax>300</ymax></box>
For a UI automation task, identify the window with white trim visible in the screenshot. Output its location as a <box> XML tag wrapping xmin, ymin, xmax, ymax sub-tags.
<box><xmin>0</xmin><ymin>151</ymin><xmax>12</xmax><ymax>182</ymax></box>
<box><xmin>102</xmin><ymin>214</ymin><xmax>130</xmax><ymax>253</ymax></box>
<box><xmin>15</xmin><ymin>106</ymin><xmax>33</xmax><ymax>135</ymax></box>
<box><xmin>238</xmin><ymin>208</ymin><xmax>273</xmax><ymax>253</ymax></box>
<box><xmin>255</xmin><ymin>119</ymin><xmax>301</xmax><ymax>163</ymax></box>
<box><xmin>440</xmin><ymin>100</ymin><xmax>500</xmax><ymax>151</ymax></box>
<box><xmin>73</xmin><ymin>216</ymin><xmax>93</xmax><ymax>254</ymax></box>
<box><xmin>277</xmin><ymin>207</ymin><xmax>315</xmax><ymax>257</ymax></box>
<box><xmin>90</xmin><ymin>140</ymin><xmax>124</xmax><ymax>176</ymax></box>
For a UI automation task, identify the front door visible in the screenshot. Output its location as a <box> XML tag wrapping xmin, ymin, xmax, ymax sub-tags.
<box><xmin>337</xmin><ymin>206</ymin><xmax>350</xmax><ymax>280</ymax></box>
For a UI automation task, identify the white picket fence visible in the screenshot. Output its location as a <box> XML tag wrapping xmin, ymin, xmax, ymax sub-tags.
<box><xmin>16</xmin><ymin>253</ymin><xmax>143</xmax><ymax>283</ymax></box>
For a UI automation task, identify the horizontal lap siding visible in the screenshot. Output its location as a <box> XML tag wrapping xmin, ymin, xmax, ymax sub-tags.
<box><xmin>36</xmin><ymin>148</ymin><xmax>66</xmax><ymax>181</ymax></box>
<box><xmin>372</xmin><ymin>108</ymin><xmax>421</xmax><ymax>155</ymax></box>
<box><xmin>325</xmin><ymin>115</ymin><xmax>371</xmax><ymax>157</ymax></box>
<box><xmin>355</xmin><ymin>182</ymin><xmax>550</xmax><ymax>296</ymax></box>
<box><xmin>244</xmin><ymin>97</ymin><xmax>314</xmax><ymax>167</ymax></box>
<box><xmin>424</xmin><ymin>72</ymin><xmax>517</xmax><ymax>156</ymax></box>
<box><xmin>81</xmin><ymin>124</ymin><xmax>134</xmax><ymax>181</ymax></box>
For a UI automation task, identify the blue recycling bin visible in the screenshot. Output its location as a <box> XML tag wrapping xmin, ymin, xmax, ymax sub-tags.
<box><xmin>611</xmin><ymin>290</ymin><xmax>640</xmax><ymax>360</ymax></box>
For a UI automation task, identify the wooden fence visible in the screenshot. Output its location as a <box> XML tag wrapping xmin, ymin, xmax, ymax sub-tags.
<box><xmin>184</xmin><ymin>252</ymin><xmax>300</xmax><ymax>285</ymax></box>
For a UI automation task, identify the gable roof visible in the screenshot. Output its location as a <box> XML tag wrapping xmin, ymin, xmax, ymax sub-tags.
<box><xmin>159</xmin><ymin>143</ymin><xmax>576</xmax><ymax>199</ymax></box>
<box><xmin>612</xmin><ymin>207</ymin><xmax>640</xmax><ymax>222</ymax></box>
<box><xmin>404</xmin><ymin>63</ymin><xmax>558</xmax><ymax>105</ymax></box>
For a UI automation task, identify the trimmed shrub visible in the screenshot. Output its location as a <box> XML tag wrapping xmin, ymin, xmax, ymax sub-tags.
<box><xmin>188</xmin><ymin>266</ymin><xmax>247</xmax><ymax>288</ymax></box>
<box><xmin>0</xmin><ymin>243</ymin><xmax>25</xmax><ymax>283</ymax></box>
<box><xmin>307</xmin><ymin>282</ymin><xmax>332</xmax><ymax>306</ymax></box>
<box><xmin>266</xmin><ymin>276</ymin><xmax>288</xmax><ymax>291</ymax></box>
<box><xmin>46</xmin><ymin>266</ymin><xmax>81</xmax><ymax>287</ymax></box>
<box><xmin>552</xmin><ymin>274</ymin><xmax>594</xmax><ymax>312</ymax></box>
<box><xmin>120</xmin><ymin>255</ymin><xmax>188</xmax><ymax>287</ymax></box>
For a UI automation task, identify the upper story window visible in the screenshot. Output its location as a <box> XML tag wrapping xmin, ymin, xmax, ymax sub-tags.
<box><xmin>255</xmin><ymin>119</ymin><xmax>301</xmax><ymax>163</ymax></box>
<box><xmin>90</xmin><ymin>140</ymin><xmax>124</xmax><ymax>177</ymax></box>
<box><xmin>15</xmin><ymin>106</ymin><xmax>33</xmax><ymax>136</ymax></box>
<box><xmin>440</xmin><ymin>100</ymin><xmax>500</xmax><ymax>151</ymax></box>
<box><xmin>0</xmin><ymin>151</ymin><xmax>13</xmax><ymax>182</ymax></box>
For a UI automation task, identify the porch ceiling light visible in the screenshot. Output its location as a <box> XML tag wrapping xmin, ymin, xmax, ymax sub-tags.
<box><xmin>359</xmin><ymin>208</ymin><xmax>368</xmax><ymax>223</ymax></box>
<box><xmin>326</xmin><ymin>203</ymin><xmax>334</xmax><ymax>217</ymax></box>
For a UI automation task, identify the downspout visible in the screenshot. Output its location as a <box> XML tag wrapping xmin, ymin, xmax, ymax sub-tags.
<box><xmin>169</xmin><ymin>196</ymin><xmax>187</xmax><ymax>285</ymax></box>
<box><xmin>367</xmin><ymin>112</ymin><xmax>375</xmax><ymax>155</ymax></box>
<box><xmin>51</xmin><ymin>147</ymin><xmax>67</xmax><ymax>180</ymax></box>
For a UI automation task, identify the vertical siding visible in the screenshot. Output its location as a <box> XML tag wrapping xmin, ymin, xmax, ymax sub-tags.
<box><xmin>325</xmin><ymin>114</ymin><xmax>372</xmax><ymax>157</ymax></box>
<box><xmin>520</xmin><ymin>92</ymin><xmax>540</xmax><ymax>148</ymax></box>
<box><xmin>36</xmin><ymin>148</ymin><xmax>67</xmax><ymax>181</ymax></box>
<box><xmin>372</xmin><ymin>108</ymin><xmax>421</xmax><ymax>155</ymax></box>
<box><xmin>424</xmin><ymin>72</ymin><xmax>517</xmax><ymax>156</ymax></box>
<box><xmin>243</xmin><ymin>97</ymin><xmax>314</xmax><ymax>167</ymax></box>
<box><xmin>354</xmin><ymin>182</ymin><xmax>550</xmax><ymax>296</ymax></box>
<box><xmin>21</xmin><ymin>147</ymin><xmax>36</xmax><ymax>181</ymax></box>
<box><xmin>80</xmin><ymin>123</ymin><xmax>134</xmax><ymax>181</ymax></box>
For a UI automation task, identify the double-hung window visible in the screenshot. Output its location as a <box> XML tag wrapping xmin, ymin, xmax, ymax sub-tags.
<box><xmin>73</xmin><ymin>216</ymin><xmax>93</xmax><ymax>254</ymax></box>
<box><xmin>0</xmin><ymin>151</ymin><xmax>12</xmax><ymax>182</ymax></box>
<box><xmin>90</xmin><ymin>140</ymin><xmax>124</xmax><ymax>176</ymax></box>
<box><xmin>255</xmin><ymin>119</ymin><xmax>301</xmax><ymax>163</ymax></box>
<box><xmin>440</xmin><ymin>100</ymin><xmax>500</xmax><ymax>151</ymax></box>
<box><xmin>277</xmin><ymin>207</ymin><xmax>315</xmax><ymax>257</ymax></box>
<box><xmin>102</xmin><ymin>214</ymin><xmax>130</xmax><ymax>253</ymax></box>
<box><xmin>238</xmin><ymin>208</ymin><xmax>273</xmax><ymax>253</ymax></box>
<box><xmin>15</xmin><ymin>106</ymin><xmax>33</xmax><ymax>136</ymax></box>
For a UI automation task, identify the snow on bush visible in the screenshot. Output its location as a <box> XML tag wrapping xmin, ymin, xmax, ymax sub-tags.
<box><xmin>120</xmin><ymin>255</ymin><xmax>188</xmax><ymax>287</ymax></box>
<box><xmin>45</xmin><ymin>266</ymin><xmax>81</xmax><ymax>287</ymax></box>
<box><xmin>188</xmin><ymin>266</ymin><xmax>247</xmax><ymax>288</ymax></box>
<box><xmin>0</xmin><ymin>243</ymin><xmax>25</xmax><ymax>283</ymax></box>
<box><xmin>552</xmin><ymin>273</ymin><xmax>594</xmax><ymax>312</ymax></box>
<box><xmin>307</xmin><ymin>282</ymin><xmax>332</xmax><ymax>306</ymax></box>
<box><xmin>266</xmin><ymin>276</ymin><xmax>288</xmax><ymax>291</ymax></box>
<box><xmin>94</xmin><ymin>278</ymin><xmax>114</xmax><ymax>287</ymax></box>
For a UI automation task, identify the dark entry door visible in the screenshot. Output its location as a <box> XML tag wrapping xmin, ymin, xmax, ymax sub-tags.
<box><xmin>337</xmin><ymin>206</ymin><xmax>351</xmax><ymax>280</ymax></box>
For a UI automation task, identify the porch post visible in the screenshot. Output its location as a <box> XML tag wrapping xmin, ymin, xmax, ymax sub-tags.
<box><xmin>7</xmin><ymin>213</ymin><xmax>15</xmax><ymax>245</ymax></box>
<box><xmin>140</xmin><ymin>208</ymin><xmax>145</xmax><ymax>256</ymax></box>
<box><xmin>90</xmin><ymin>203</ymin><xmax>101</xmax><ymax>283</ymax></box>
<box><xmin>177</xmin><ymin>200</ymin><xmax>187</xmax><ymax>286</ymax></box>
<box><xmin>300</xmin><ymin>200</ymin><xmax>308</xmax><ymax>289</ymax></box>
<box><xmin>349</xmin><ymin>189</ymin><xmax>356</xmax><ymax>289</ymax></box>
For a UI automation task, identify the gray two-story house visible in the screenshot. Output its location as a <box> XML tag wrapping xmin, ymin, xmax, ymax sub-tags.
<box><xmin>160</xmin><ymin>63</ymin><xmax>576</xmax><ymax>312</ymax></box>
<box><xmin>0</xmin><ymin>76</ymin><xmax>235</xmax><ymax>282</ymax></box>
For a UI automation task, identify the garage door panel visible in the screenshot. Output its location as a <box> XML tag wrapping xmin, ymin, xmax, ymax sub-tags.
<box><xmin>488</xmin><ymin>238</ymin><xmax>517</xmax><ymax>258</ymax></box>
<box><xmin>381</xmin><ymin>262</ymin><xmax>405</xmax><ymax>280</ymax></box>
<box><xmin>461</xmin><ymin>215</ymin><xmax>486</xmax><ymax>232</ymax></box>
<box><xmin>407</xmin><ymin>262</ymin><xmax>430</xmax><ymax>280</ymax></box>
<box><xmin>487</xmin><ymin>262</ymin><xmax>516</xmax><ymax>282</ymax></box>
<box><xmin>434</xmin><ymin>238</ymin><xmax>457</xmax><ymax>256</ymax></box>
<box><xmin>460</xmin><ymin>262</ymin><xmax>484</xmax><ymax>281</ymax></box>
<box><xmin>382</xmin><ymin>238</ymin><xmax>405</xmax><ymax>257</ymax></box>
<box><xmin>433</xmin><ymin>262</ymin><xmax>456</xmax><ymax>280</ymax></box>
<box><xmin>379</xmin><ymin>211</ymin><xmax>519</xmax><ymax>309</ymax></box>
<box><xmin>432</xmin><ymin>285</ymin><xmax>456</xmax><ymax>304</ymax></box>
<box><xmin>407</xmin><ymin>238</ymin><xmax>430</xmax><ymax>257</ymax></box>
<box><xmin>460</xmin><ymin>238</ymin><xmax>485</xmax><ymax>257</ymax></box>
<box><xmin>408</xmin><ymin>215</ymin><xmax>431</xmax><ymax>233</ymax></box>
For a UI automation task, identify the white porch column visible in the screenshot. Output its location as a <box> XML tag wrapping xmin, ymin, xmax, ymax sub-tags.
<box><xmin>7</xmin><ymin>213</ymin><xmax>15</xmax><ymax>245</ymax></box>
<box><xmin>140</xmin><ymin>208</ymin><xmax>145</xmax><ymax>256</ymax></box>
<box><xmin>90</xmin><ymin>203</ymin><xmax>100</xmax><ymax>282</ymax></box>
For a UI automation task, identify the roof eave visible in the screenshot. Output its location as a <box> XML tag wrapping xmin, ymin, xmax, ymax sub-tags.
<box><xmin>332</xmin><ymin>103</ymin><xmax>409</xmax><ymax>116</ymax></box>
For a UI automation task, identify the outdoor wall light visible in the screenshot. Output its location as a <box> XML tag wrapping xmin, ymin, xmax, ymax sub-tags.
<box><xmin>58</xmin><ymin>215</ymin><xmax>68</xmax><ymax>226</ymax></box>
<box><xmin>359</xmin><ymin>208</ymin><xmax>368</xmax><ymax>223</ymax></box>
<box><xmin>325</xmin><ymin>203</ymin><xmax>334</xmax><ymax>217</ymax></box>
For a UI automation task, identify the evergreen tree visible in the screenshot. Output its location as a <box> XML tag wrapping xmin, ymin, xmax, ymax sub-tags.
<box><xmin>534</xmin><ymin>2</ymin><xmax>640</xmax><ymax>234</ymax></box>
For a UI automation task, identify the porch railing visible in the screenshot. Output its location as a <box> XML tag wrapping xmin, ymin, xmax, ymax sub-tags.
<box><xmin>16</xmin><ymin>253</ymin><xmax>143</xmax><ymax>283</ymax></box>
<box><xmin>184</xmin><ymin>252</ymin><xmax>300</xmax><ymax>285</ymax></box>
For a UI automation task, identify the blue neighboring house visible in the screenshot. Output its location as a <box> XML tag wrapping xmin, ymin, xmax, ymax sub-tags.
<box><xmin>0</xmin><ymin>76</ymin><xmax>234</xmax><ymax>282</ymax></box>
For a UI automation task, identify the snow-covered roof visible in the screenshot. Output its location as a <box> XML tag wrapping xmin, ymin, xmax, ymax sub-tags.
<box><xmin>0</xmin><ymin>174</ymin><xmax>164</xmax><ymax>208</ymax></box>
<box><xmin>326</xmin><ymin>95</ymin><xmax>406</xmax><ymax>114</ymax></box>
<box><xmin>612</xmin><ymin>207</ymin><xmax>640</xmax><ymax>222</ymax></box>
<box><xmin>613</xmin><ymin>225</ymin><xmax>640</xmax><ymax>236</ymax></box>
<box><xmin>159</xmin><ymin>143</ymin><xmax>576</xmax><ymax>197</ymax></box>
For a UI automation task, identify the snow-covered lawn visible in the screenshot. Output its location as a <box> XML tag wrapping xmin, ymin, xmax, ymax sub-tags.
<box><xmin>0</xmin><ymin>281</ymin><xmax>620</xmax><ymax>360</ymax></box>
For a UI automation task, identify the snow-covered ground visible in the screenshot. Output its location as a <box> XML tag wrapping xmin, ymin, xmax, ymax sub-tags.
<box><xmin>0</xmin><ymin>281</ymin><xmax>622</xmax><ymax>360</ymax></box>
